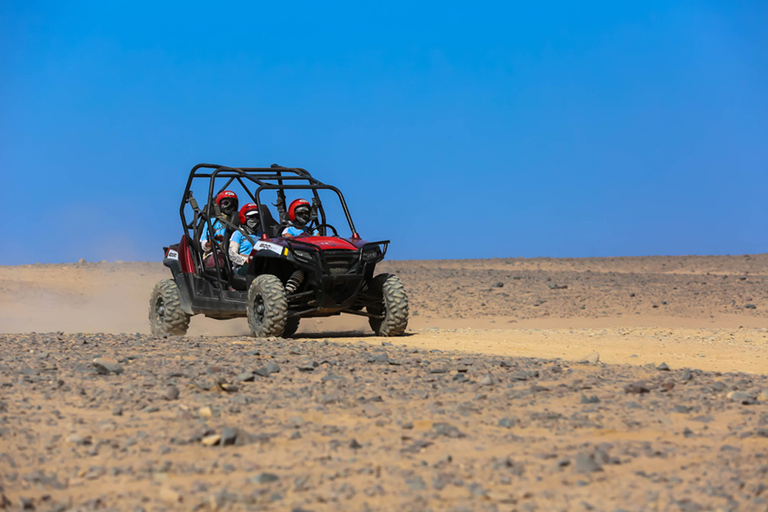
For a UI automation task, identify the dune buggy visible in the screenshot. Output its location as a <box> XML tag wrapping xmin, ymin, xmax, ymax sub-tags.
<box><xmin>149</xmin><ymin>163</ymin><xmax>408</xmax><ymax>338</ymax></box>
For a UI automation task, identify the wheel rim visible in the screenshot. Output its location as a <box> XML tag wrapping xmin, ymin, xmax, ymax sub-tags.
<box><xmin>155</xmin><ymin>297</ymin><xmax>166</xmax><ymax>320</ymax></box>
<box><xmin>254</xmin><ymin>295</ymin><xmax>265</xmax><ymax>324</ymax></box>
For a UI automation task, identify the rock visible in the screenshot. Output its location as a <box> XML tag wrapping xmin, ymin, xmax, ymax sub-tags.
<box><xmin>92</xmin><ymin>357</ymin><xmax>123</xmax><ymax>375</ymax></box>
<box><xmin>657</xmin><ymin>362</ymin><xmax>671</xmax><ymax>371</ymax></box>
<box><xmin>433</xmin><ymin>422</ymin><xmax>465</xmax><ymax>438</ymax></box>
<box><xmin>727</xmin><ymin>391</ymin><xmax>756</xmax><ymax>404</ymax></box>
<box><xmin>624</xmin><ymin>381</ymin><xmax>651</xmax><ymax>394</ymax></box>
<box><xmin>297</xmin><ymin>362</ymin><xmax>316</xmax><ymax>372</ymax></box>
<box><xmin>236</xmin><ymin>372</ymin><xmax>255</xmax><ymax>382</ymax></box>
<box><xmin>160</xmin><ymin>486</ymin><xmax>182</xmax><ymax>503</ymax></box>
<box><xmin>67</xmin><ymin>434</ymin><xmax>92</xmax><ymax>446</ymax></box>
<box><xmin>252</xmin><ymin>473</ymin><xmax>279</xmax><ymax>484</ymax></box>
<box><xmin>220</xmin><ymin>427</ymin><xmax>237</xmax><ymax>446</ymax></box>
<box><xmin>405</xmin><ymin>475</ymin><xmax>427</xmax><ymax>490</ymax></box>
<box><xmin>573</xmin><ymin>452</ymin><xmax>603</xmax><ymax>473</ymax></box>
<box><xmin>254</xmin><ymin>367</ymin><xmax>271</xmax><ymax>377</ymax></box>
<box><xmin>580</xmin><ymin>394</ymin><xmax>600</xmax><ymax>404</ymax></box>
<box><xmin>112</xmin><ymin>405</ymin><xmax>123</xmax><ymax>416</ymax></box>
<box><xmin>478</xmin><ymin>374</ymin><xmax>494</xmax><ymax>386</ymax></box>
<box><xmin>163</xmin><ymin>385</ymin><xmax>180</xmax><ymax>400</ymax></box>
<box><xmin>498</xmin><ymin>417</ymin><xmax>516</xmax><ymax>428</ymax></box>
<box><xmin>201</xmin><ymin>434</ymin><xmax>221</xmax><ymax>446</ymax></box>
<box><xmin>582</xmin><ymin>352</ymin><xmax>600</xmax><ymax>365</ymax></box>
<box><xmin>198</xmin><ymin>406</ymin><xmax>213</xmax><ymax>417</ymax></box>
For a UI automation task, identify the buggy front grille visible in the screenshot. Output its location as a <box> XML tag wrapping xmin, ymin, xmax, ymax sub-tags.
<box><xmin>322</xmin><ymin>250</ymin><xmax>358</xmax><ymax>275</ymax></box>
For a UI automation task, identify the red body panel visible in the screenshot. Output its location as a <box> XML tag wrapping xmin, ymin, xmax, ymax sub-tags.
<box><xmin>178</xmin><ymin>236</ymin><xmax>195</xmax><ymax>273</ymax></box>
<box><xmin>298</xmin><ymin>236</ymin><xmax>359</xmax><ymax>250</ymax></box>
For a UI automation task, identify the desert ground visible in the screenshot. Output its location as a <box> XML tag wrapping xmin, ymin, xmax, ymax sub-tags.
<box><xmin>0</xmin><ymin>255</ymin><xmax>767</xmax><ymax>511</ymax></box>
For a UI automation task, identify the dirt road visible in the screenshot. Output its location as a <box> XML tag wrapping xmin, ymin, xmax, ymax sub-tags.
<box><xmin>0</xmin><ymin>255</ymin><xmax>767</xmax><ymax>511</ymax></box>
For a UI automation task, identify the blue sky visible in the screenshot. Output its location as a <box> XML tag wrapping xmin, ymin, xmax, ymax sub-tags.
<box><xmin>1</xmin><ymin>1</ymin><xmax>766</xmax><ymax>264</ymax></box>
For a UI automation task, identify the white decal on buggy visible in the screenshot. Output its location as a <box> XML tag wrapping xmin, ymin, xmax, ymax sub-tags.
<box><xmin>167</xmin><ymin>249</ymin><xmax>179</xmax><ymax>260</ymax></box>
<box><xmin>255</xmin><ymin>241</ymin><xmax>283</xmax><ymax>254</ymax></box>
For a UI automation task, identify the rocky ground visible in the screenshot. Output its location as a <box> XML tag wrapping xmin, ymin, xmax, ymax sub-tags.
<box><xmin>1</xmin><ymin>254</ymin><xmax>768</xmax><ymax>511</ymax></box>
<box><xmin>1</xmin><ymin>332</ymin><xmax>767</xmax><ymax>512</ymax></box>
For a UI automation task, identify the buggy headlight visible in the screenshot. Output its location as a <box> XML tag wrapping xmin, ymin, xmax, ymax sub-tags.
<box><xmin>362</xmin><ymin>248</ymin><xmax>381</xmax><ymax>261</ymax></box>
<box><xmin>293</xmin><ymin>250</ymin><xmax>313</xmax><ymax>263</ymax></box>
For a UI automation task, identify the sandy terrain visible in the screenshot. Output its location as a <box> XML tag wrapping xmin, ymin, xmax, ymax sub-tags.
<box><xmin>0</xmin><ymin>255</ymin><xmax>767</xmax><ymax>511</ymax></box>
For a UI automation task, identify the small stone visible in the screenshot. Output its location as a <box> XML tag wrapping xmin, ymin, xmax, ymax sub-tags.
<box><xmin>478</xmin><ymin>374</ymin><xmax>494</xmax><ymax>386</ymax></box>
<box><xmin>164</xmin><ymin>385</ymin><xmax>180</xmax><ymax>400</ymax></box>
<box><xmin>405</xmin><ymin>475</ymin><xmax>427</xmax><ymax>490</ymax></box>
<box><xmin>254</xmin><ymin>367</ymin><xmax>271</xmax><ymax>377</ymax></box>
<box><xmin>624</xmin><ymin>381</ymin><xmax>651</xmax><ymax>394</ymax></box>
<box><xmin>67</xmin><ymin>434</ymin><xmax>92</xmax><ymax>446</ymax></box>
<box><xmin>201</xmin><ymin>434</ymin><xmax>221</xmax><ymax>446</ymax></box>
<box><xmin>236</xmin><ymin>372</ymin><xmax>255</xmax><ymax>382</ymax></box>
<box><xmin>198</xmin><ymin>406</ymin><xmax>213</xmax><ymax>417</ymax></box>
<box><xmin>582</xmin><ymin>352</ymin><xmax>600</xmax><ymax>365</ymax></box>
<box><xmin>112</xmin><ymin>405</ymin><xmax>123</xmax><ymax>416</ymax></box>
<box><xmin>252</xmin><ymin>473</ymin><xmax>279</xmax><ymax>484</ymax></box>
<box><xmin>573</xmin><ymin>452</ymin><xmax>603</xmax><ymax>473</ymax></box>
<box><xmin>160</xmin><ymin>487</ymin><xmax>182</xmax><ymax>503</ymax></box>
<box><xmin>433</xmin><ymin>422</ymin><xmax>465</xmax><ymax>438</ymax></box>
<box><xmin>265</xmin><ymin>362</ymin><xmax>280</xmax><ymax>374</ymax></box>
<box><xmin>221</xmin><ymin>428</ymin><xmax>237</xmax><ymax>446</ymax></box>
<box><xmin>727</xmin><ymin>391</ymin><xmax>756</xmax><ymax>404</ymax></box>
<box><xmin>497</xmin><ymin>418</ymin><xmax>516</xmax><ymax>428</ymax></box>
<box><xmin>92</xmin><ymin>357</ymin><xmax>123</xmax><ymax>375</ymax></box>
<box><xmin>657</xmin><ymin>362</ymin><xmax>671</xmax><ymax>371</ymax></box>
<box><xmin>581</xmin><ymin>394</ymin><xmax>600</xmax><ymax>404</ymax></box>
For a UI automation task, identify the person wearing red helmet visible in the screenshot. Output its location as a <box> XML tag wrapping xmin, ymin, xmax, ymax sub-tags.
<box><xmin>229</xmin><ymin>203</ymin><xmax>262</xmax><ymax>275</ymax></box>
<box><xmin>282</xmin><ymin>198</ymin><xmax>317</xmax><ymax>237</ymax></box>
<box><xmin>201</xmin><ymin>190</ymin><xmax>239</xmax><ymax>252</ymax></box>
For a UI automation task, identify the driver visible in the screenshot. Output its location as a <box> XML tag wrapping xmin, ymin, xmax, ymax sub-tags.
<box><xmin>201</xmin><ymin>190</ymin><xmax>239</xmax><ymax>252</ymax></box>
<box><xmin>282</xmin><ymin>199</ymin><xmax>318</xmax><ymax>237</ymax></box>
<box><xmin>229</xmin><ymin>203</ymin><xmax>262</xmax><ymax>275</ymax></box>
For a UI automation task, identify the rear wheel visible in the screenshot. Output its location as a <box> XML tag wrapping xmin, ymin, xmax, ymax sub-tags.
<box><xmin>367</xmin><ymin>273</ymin><xmax>409</xmax><ymax>336</ymax></box>
<box><xmin>283</xmin><ymin>317</ymin><xmax>301</xmax><ymax>337</ymax></box>
<box><xmin>247</xmin><ymin>274</ymin><xmax>288</xmax><ymax>337</ymax></box>
<box><xmin>149</xmin><ymin>279</ymin><xmax>190</xmax><ymax>335</ymax></box>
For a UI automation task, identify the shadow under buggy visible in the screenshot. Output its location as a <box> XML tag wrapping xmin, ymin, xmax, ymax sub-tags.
<box><xmin>149</xmin><ymin>164</ymin><xmax>409</xmax><ymax>338</ymax></box>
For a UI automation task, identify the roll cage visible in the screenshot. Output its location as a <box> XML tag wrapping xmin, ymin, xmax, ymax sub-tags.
<box><xmin>180</xmin><ymin>163</ymin><xmax>367</xmax><ymax>284</ymax></box>
<box><xmin>180</xmin><ymin>163</ymin><xmax>358</xmax><ymax>238</ymax></box>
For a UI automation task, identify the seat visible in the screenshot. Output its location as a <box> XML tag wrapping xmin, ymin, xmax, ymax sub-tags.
<box><xmin>258</xmin><ymin>204</ymin><xmax>281</xmax><ymax>237</ymax></box>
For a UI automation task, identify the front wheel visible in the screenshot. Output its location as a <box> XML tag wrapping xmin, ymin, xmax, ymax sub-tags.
<box><xmin>247</xmin><ymin>275</ymin><xmax>288</xmax><ymax>337</ymax></box>
<box><xmin>367</xmin><ymin>273</ymin><xmax>409</xmax><ymax>336</ymax></box>
<box><xmin>149</xmin><ymin>279</ymin><xmax>190</xmax><ymax>335</ymax></box>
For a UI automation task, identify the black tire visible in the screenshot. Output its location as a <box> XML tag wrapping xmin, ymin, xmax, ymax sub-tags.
<box><xmin>247</xmin><ymin>274</ymin><xmax>288</xmax><ymax>337</ymax></box>
<box><xmin>283</xmin><ymin>317</ymin><xmax>301</xmax><ymax>337</ymax></box>
<box><xmin>367</xmin><ymin>273</ymin><xmax>409</xmax><ymax>336</ymax></box>
<box><xmin>149</xmin><ymin>279</ymin><xmax>190</xmax><ymax>336</ymax></box>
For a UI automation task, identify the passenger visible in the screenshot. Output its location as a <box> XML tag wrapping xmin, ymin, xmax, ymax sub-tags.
<box><xmin>201</xmin><ymin>190</ymin><xmax>239</xmax><ymax>252</ymax></box>
<box><xmin>282</xmin><ymin>199</ymin><xmax>318</xmax><ymax>237</ymax></box>
<box><xmin>229</xmin><ymin>203</ymin><xmax>262</xmax><ymax>275</ymax></box>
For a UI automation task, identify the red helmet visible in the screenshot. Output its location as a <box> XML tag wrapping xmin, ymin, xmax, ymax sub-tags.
<box><xmin>239</xmin><ymin>203</ymin><xmax>260</xmax><ymax>224</ymax></box>
<box><xmin>288</xmin><ymin>198</ymin><xmax>311</xmax><ymax>221</ymax></box>
<box><xmin>215</xmin><ymin>190</ymin><xmax>238</xmax><ymax>207</ymax></box>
